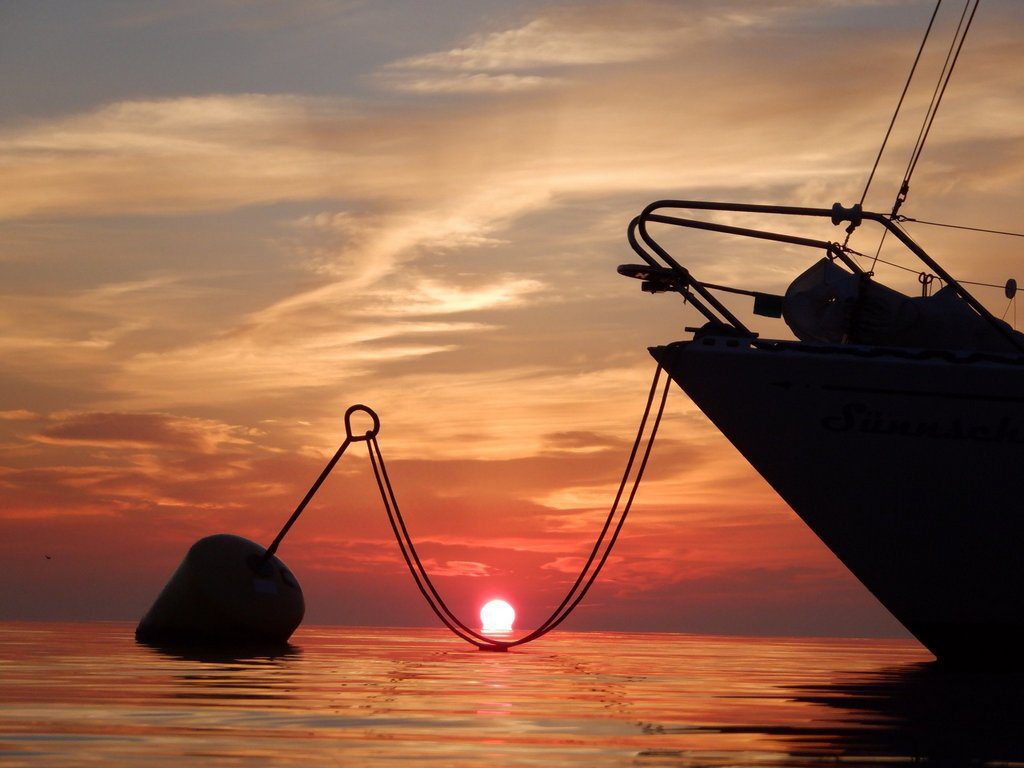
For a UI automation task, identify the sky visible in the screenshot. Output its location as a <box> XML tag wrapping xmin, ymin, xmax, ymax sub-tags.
<box><xmin>2</xmin><ymin>0</ymin><xmax>1022</xmax><ymax>638</ymax></box>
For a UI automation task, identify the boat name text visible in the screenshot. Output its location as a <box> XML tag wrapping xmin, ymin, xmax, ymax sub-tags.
<box><xmin>822</xmin><ymin>402</ymin><xmax>1024</xmax><ymax>443</ymax></box>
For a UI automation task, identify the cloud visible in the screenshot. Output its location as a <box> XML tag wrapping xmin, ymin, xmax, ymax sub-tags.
<box><xmin>7</xmin><ymin>1</ymin><xmax>1019</xmax><ymax>436</ymax></box>
<box><xmin>542</xmin><ymin>430</ymin><xmax>629</xmax><ymax>453</ymax></box>
<box><xmin>384</xmin><ymin>3</ymin><xmax>758</xmax><ymax>73</ymax></box>
<box><xmin>4</xmin><ymin>1</ymin><xmax>1022</xmax><ymax>230</ymax></box>
<box><xmin>109</xmin><ymin>0</ymin><xmax>364</xmax><ymax>33</ymax></box>
<box><xmin>110</xmin><ymin>316</ymin><xmax>491</xmax><ymax>408</ymax></box>
<box><xmin>541</xmin><ymin>554</ymin><xmax>605</xmax><ymax>574</ymax></box>
<box><xmin>0</xmin><ymin>410</ymin><xmax>38</xmax><ymax>421</ymax></box>
<box><xmin>32</xmin><ymin>411</ymin><xmax>256</xmax><ymax>453</ymax></box>
<box><xmin>0</xmin><ymin>37</ymin><xmax>885</xmax><ymax>223</ymax></box>
<box><xmin>378</xmin><ymin>73</ymin><xmax>558</xmax><ymax>95</ymax></box>
<box><xmin>0</xmin><ymin>95</ymin><xmax>361</xmax><ymax>219</ymax></box>
<box><xmin>363</xmin><ymin>277</ymin><xmax>544</xmax><ymax>316</ymax></box>
<box><xmin>419</xmin><ymin>559</ymin><xmax>495</xmax><ymax>578</ymax></box>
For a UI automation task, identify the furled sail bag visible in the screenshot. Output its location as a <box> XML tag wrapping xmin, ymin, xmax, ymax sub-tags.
<box><xmin>782</xmin><ymin>258</ymin><xmax>859</xmax><ymax>344</ymax></box>
<box><xmin>783</xmin><ymin>258</ymin><xmax>1024</xmax><ymax>353</ymax></box>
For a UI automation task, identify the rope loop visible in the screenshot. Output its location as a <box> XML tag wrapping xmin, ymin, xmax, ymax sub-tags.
<box><xmin>344</xmin><ymin>404</ymin><xmax>380</xmax><ymax>443</ymax></box>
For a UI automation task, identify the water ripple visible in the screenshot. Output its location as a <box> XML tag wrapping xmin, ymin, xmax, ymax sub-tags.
<box><xmin>3</xmin><ymin>622</ymin><xmax>1021</xmax><ymax>766</ymax></box>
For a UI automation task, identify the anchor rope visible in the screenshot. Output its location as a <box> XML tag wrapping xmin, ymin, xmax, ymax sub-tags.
<box><xmin>264</xmin><ymin>361</ymin><xmax>672</xmax><ymax>650</ymax></box>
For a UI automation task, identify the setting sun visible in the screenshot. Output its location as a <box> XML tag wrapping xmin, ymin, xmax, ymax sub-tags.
<box><xmin>480</xmin><ymin>599</ymin><xmax>515</xmax><ymax>633</ymax></box>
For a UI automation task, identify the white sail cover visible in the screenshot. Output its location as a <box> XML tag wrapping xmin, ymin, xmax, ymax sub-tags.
<box><xmin>783</xmin><ymin>257</ymin><xmax>1023</xmax><ymax>353</ymax></box>
<box><xmin>782</xmin><ymin>258</ymin><xmax>859</xmax><ymax>343</ymax></box>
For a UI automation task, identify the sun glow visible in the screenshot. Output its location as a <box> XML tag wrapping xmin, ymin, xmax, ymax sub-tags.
<box><xmin>480</xmin><ymin>599</ymin><xmax>515</xmax><ymax>633</ymax></box>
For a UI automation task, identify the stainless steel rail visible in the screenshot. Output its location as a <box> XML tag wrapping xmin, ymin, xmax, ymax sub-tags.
<box><xmin>623</xmin><ymin>200</ymin><xmax>1024</xmax><ymax>353</ymax></box>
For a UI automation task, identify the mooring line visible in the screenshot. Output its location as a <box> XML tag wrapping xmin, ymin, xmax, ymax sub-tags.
<box><xmin>262</xmin><ymin>362</ymin><xmax>671</xmax><ymax>649</ymax></box>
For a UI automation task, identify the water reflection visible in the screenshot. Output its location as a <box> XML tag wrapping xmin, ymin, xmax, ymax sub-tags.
<box><xmin>139</xmin><ymin>639</ymin><xmax>300</xmax><ymax>664</ymax></box>
<box><xmin>786</xmin><ymin>661</ymin><xmax>1024</xmax><ymax>765</ymax></box>
<box><xmin>3</xmin><ymin>622</ymin><xmax>1020</xmax><ymax>766</ymax></box>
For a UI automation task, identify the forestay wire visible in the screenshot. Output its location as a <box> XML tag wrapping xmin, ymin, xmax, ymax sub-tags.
<box><xmin>261</xmin><ymin>362</ymin><xmax>672</xmax><ymax>651</ymax></box>
<box><xmin>842</xmin><ymin>0</ymin><xmax>986</xmax><ymax>272</ymax></box>
<box><xmin>848</xmin><ymin>0</ymin><xmax>943</xmax><ymax>231</ymax></box>
<box><xmin>892</xmin><ymin>0</ymin><xmax>980</xmax><ymax>219</ymax></box>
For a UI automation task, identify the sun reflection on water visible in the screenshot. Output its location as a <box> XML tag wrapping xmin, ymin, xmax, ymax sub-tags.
<box><xmin>6</xmin><ymin>622</ymin><xmax>1019</xmax><ymax>766</ymax></box>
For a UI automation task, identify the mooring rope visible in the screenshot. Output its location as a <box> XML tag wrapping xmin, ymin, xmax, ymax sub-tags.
<box><xmin>261</xmin><ymin>362</ymin><xmax>672</xmax><ymax>650</ymax></box>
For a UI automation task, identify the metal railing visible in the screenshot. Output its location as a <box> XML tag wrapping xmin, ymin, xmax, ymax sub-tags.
<box><xmin>622</xmin><ymin>200</ymin><xmax>1024</xmax><ymax>353</ymax></box>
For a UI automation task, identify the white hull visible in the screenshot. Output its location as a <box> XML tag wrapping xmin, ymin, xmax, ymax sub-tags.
<box><xmin>654</xmin><ymin>337</ymin><xmax>1024</xmax><ymax>663</ymax></box>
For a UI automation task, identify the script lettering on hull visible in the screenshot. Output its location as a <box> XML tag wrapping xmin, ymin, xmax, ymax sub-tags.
<box><xmin>822</xmin><ymin>402</ymin><xmax>1024</xmax><ymax>444</ymax></box>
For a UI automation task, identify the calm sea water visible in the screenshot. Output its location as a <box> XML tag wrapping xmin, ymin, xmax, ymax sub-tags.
<box><xmin>1</xmin><ymin>622</ymin><xmax>1022</xmax><ymax>766</ymax></box>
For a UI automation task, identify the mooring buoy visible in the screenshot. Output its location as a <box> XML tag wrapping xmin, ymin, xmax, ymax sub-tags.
<box><xmin>135</xmin><ymin>534</ymin><xmax>304</xmax><ymax>646</ymax></box>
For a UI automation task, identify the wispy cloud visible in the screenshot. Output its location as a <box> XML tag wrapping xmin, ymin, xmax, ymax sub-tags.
<box><xmin>419</xmin><ymin>558</ymin><xmax>495</xmax><ymax>578</ymax></box>
<box><xmin>0</xmin><ymin>410</ymin><xmax>38</xmax><ymax>421</ymax></box>
<box><xmin>378</xmin><ymin>73</ymin><xmax>558</xmax><ymax>94</ymax></box>
<box><xmin>363</xmin><ymin>277</ymin><xmax>544</xmax><ymax>316</ymax></box>
<box><xmin>0</xmin><ymin>95</ymin><xmax>359</xmax><ymax>219</ymax></box>
<box><xmin>33</xmin><ymin>411</ymin><xmax>257</xmax><ymax>453</ymax></box>
<box><xmin>375</xmin><ymin>3</ymin><xmax>752</xmax><ymax>96</ymax></box>
<box><xmin>385</xmin><ymin>4</ymin><xmax>756</xmax><ymax>73</ymax></box>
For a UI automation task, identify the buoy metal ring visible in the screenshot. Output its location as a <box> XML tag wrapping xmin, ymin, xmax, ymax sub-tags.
<box><xmin>345</xmin><ymin>404</ymin><xmax>380</xmax><ymax>442</ymax></box>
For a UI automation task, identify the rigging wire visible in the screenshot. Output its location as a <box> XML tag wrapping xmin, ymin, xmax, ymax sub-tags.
<box><xmin>853</xmin><ymin>0</ymin><xmax>981</xmax><ymax>272</ymax></box>
<box><xmin>870</xmin><ymin>2</ymin><xmax>1023</xmax><ymax>306</ymax></box>
<box><xmin>893</xmin><ymin>0</ymin><xmax>980</xmax><ymax>217</ymax></box>
<box><xmin>896</xmin><ymin>216</ymin><xmax>1024</xmax><ymax>239</ymax></box>
<box><xmin>846</xmin><ymin>0</ymin><xmax>943</xmax><ymax>246</ymax></box>
<box><xmin>869</xmin><ymin>228</ymin><xmax>890</xmax><ymax>274</ymax></box>
<box><xmin>845</xmin><ymin>242</ymin><xmax>1022</xmax><ymax>294</ymax></box>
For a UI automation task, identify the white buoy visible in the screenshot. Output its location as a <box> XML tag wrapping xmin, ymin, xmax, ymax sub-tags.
<box><xmin>136</xmin><ymin>534</ymin><xmax>304</xmax><ymax>645</ymax></box>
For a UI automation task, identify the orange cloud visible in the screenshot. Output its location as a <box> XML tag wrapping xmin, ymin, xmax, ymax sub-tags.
<box><xmin>0</xmin><ymin>410</ymin><xmax>38</xmax><ymax>421</ymax></box>
<box><xmin>32</xmin><ymin>411</ymin><xmax>256</xmax><ymax>453</ymax></box>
